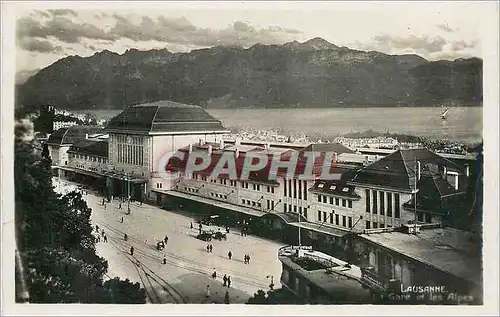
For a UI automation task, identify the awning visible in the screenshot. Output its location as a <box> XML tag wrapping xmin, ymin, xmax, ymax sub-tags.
<box><xmin>289</xmin><ymin>221</ymin><xmax>349</xmax><ymax>238</ymax></box>
<box><xmin>57</xmin><ymin>166</ymin><xmax>104</xmax><ymax>178</ymax></box>
<box><xmin>261</xmin><ymin>212</ymin><xmax>307</xmax><ymax>224</ymax></box>
<box><xmin>160</xmin><ymin>190</ymin><xmax>266</xmax><ymax>218</ymax></box>
<box><xmin>102</xmin><ymin>171</ymin><xmax>147</xmax><ymax>183</ymax></box>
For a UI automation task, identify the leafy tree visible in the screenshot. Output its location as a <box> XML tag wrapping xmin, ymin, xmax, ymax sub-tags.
<box><xmin>247</xmin><ymin>288</ymin><xmax>301</xmax><ymax>305</ymax></box>
<box><xmin>103</xmin><ymin>278</ymin><xmax>146</xmax><ymax>304</ymax></box>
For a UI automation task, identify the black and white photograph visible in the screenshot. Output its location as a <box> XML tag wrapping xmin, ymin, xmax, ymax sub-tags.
<box><xmin>2</xmin><ymin>1</ymin><xmax>498</xmax><ymax>315</ymax></box>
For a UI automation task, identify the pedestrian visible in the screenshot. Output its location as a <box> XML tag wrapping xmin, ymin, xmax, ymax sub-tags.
<box><xmin>140</xmin><ymin>200</ymin><xmax>142</xmax><ymax>206</ymax></box>
<box><xmin>209</xmin><ymin>244</ymin><xmax>213</xmax><ymax>253</ymax></box>
<box><xmin>247</xmin><ymin>254</ymin><xmax>250</xmax><ymax>264</ymax></box>
<box><xmin>212</xmin><ymin>269</ymin><xmax>217</xmax><ymax>279</ymax></box>
<box><xmin>102</xmin><ymin>197</ymin><xmax>105</xmax><ymax>206</ymax></box>
<box><xmin>124</xmin><ymin>233</ymin><xmax>128</xmax><ymax>241</ymax></box>
<box><xmin>190</xmin><ymin>222</ymin><xmax>193</xmax><ymax>229</ymax></box>
<box><xmin>205</xmin><ymin>285</ymin><xmax>211</xmax><ymax>298</ymax></box>
<box><xmin>206</xmin><ymin>244</ymin><xmax>210</xmax><ymax>253</ymax></box>
<box><xmin>163</xmin><ymin>256</ymin><xmax>166</xmax><ymax>265</ymax></box>
<box><xmin>130</xmin><ymin>246</ymin><xmax>134</xmax><ymax>256</ymax></box>
<box><xmin>119</xmin><ymin>202</ymin><xmax>122</xmax><ymax>209</ymax></box>
<box><xmin>223</xmin><ymin>274</ymin><xmax>228</xmax><ymax>286</ymax></box>
<box><xmin>244</xmin><ymin>254</ymin><xmax>247</xmax><ymax>264</ymax></box>
<box><xmin>224</xmin><ymin>291</ymin><xmax>230</xmax><ymax>304</ymax></box>
<box><xmin>164</xmin><ymin>235</ymin><xmax>169</xmax><ymax>244</ymax></box>
<box><xmin>228</xmin><ymin>251</ymin><xmax>232</xmax><ymax>260</ymax></box>
<box><xmin>127</xmin><ymin>205</ymin><xmax>130</xmax><ymax>214</ymax></box>
<box><xmin>96</xmin><ymin>225</ymin><xmax>99</xmax><ymax>232</ymax></box>
<box><xmin>104</xmin><ymin>203</ymin><xmax>107</xmax><ymax>210</ymax></box>
<box><xmin>102</xmin><ymin>230</ymin><xmax>105</xmax><ymax>237</ymax></box>
<box><xmin>103</xmin><ymin>235</ymin><xmax>108</xmax><ymax>243</ymax></box>
<box><xmin>226</xmin><ymin>226</ymin><xmax>229</xmax><ymax>233</ymax></box>
<box><xmin>227</xmin><ymin>276</ymin><xmax>231</xmax><ymax>288</ymax></box>
<box><xmin>97</xmin><ymin>235</ymin><xmax>101</xmax><ymax>243</ymax></box>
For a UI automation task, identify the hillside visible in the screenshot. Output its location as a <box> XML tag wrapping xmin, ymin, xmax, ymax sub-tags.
<box><xmin>16</xmin><ymin>38</ymin><xmax>482</xmax><ymax>109</ymax></box>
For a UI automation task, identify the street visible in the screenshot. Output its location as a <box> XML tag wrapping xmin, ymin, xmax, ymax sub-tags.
<box><xmin>54</xmin><ymin>178</ymin><xmax>283</xmax><ymax>304</ymax></box>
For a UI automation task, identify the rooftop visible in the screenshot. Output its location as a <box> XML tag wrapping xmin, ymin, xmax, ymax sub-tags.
<box><xmin>359</xmin><ymin>227</ymin><xmax>481</xmax><ymax>285</ymax></box>
<box><xmin>67</xmin><ymin>139</ymin><xmax>109</xmax><ymax>158</ymax></box>
<box><xmin>47</xmin><ymin>126</ymin><xmax>104</xmax><ymax>146</ymax></box>
<box><xmin>278</xmin><ymin>246</ymin><xmax>372</xmax><ymax>302</ymax></box>
<box><xmin>104</xmin><ymin>100</ymin><xmax>229</xmax><ymax>134</ymax></box>
<box><xmin>349</xmin><ymin>148</ymin><xmax>465</xmax><ymax>192</ymax></box>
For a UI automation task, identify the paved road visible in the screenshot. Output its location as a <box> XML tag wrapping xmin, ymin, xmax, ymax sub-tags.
<box><xmin>54</xmin><ymin>179</ymin><xmax>283</xmax><ymax>304</ymax></box>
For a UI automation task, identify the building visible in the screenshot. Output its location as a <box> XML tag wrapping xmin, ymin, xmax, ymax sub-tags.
<box><xmin>46</xmin><ymin>126</ymin><xmax>104</xmax><ymax>167</ymax></box>
<box><xmin>53</xmin><ymin>116</ymin><xmax>80</xmax><ymax>131</ymax></box>
<box><xmin>348</xmin><ymin>148</ymin><xmax>469</xmax><ymax>229</ymax></box>
<box><xmin>353</xmin><ymin>227</ymin><xmax>482</xmax><ymax>304</ymax></box>
<box><xmin>63</xmin><ymin>138</ymin><xmax>109</xmax><ymax>186</ymax></box>
<box><xmin>102</xmin><ymin>100</ymin><xmax>230</xmax><ymax>200</ymax></box>
<box><xmin>277</xmin><ymin>245</ymin><xmax>375</xmax><ymax>304</ymax></box>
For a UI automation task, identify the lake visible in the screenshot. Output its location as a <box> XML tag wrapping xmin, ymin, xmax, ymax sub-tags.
<box><xmin>79</xmin><ymin>107</ymin><xmax>483</xmax><ymax>144</ymax></box>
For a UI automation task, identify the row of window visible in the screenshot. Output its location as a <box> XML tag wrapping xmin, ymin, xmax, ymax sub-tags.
<box><xmin>115</xmin><ymin>135</ymin><xmax>144</xmax><ymax>146</ymax></box>
<box><xmin>210</xmin><ymin>192</ymin><xmax>226</xmax><ymax>199</ymax></box>
<box><xmin>193</xmin><ymin>174</ymin><xmax>276</xmax><ymax>193</ymax></box>
<box><xmin>365</xmin><ymin>190</ymin><xmax>400</xmax><ymax>218</ymax></box>
<box><xmin>317</xmin><ymin>210</ymin><xmax>353</xmax><ymax>229</ymax></box>
<box><xmin>365</xmin><ymin>221</ymin><xmax>393</xmax><ymax>229</ymax></box>
<box><xmin>156</xmin><ymin>183</ymin><xmax>163</xmax><ymax>189</ymax></box>
<box><xmin>284</xmin><ymin>203</ymin><xmax>309</xmax><ymax>218</ymax></box>
<box><xmin>241</xmin><ymin>199</ymin><xmax>262</xmax><ymax>208</ymax></box>
<box><xmin>266</xmin><ymin>199</ymin><xmax>276</xmax><ymax>210</ymax></box>
<box><xmin>317</xmin><ymin>194</ymin><xmax>353</xmax><ymax>208</ymax></box>
<box><xmin>117</xmin><ymin>143</ymin><xmax>144</xmax><ymax>166</ymax></box>
<box><xmin>284</xmin><ymin>179</ymin><xmax>308</xmax><ymax>200</ymax></box>
<box><xmin>69</xmin><ymin>153</ymin><xmax>108</xmax><ymax>164</ymax></box>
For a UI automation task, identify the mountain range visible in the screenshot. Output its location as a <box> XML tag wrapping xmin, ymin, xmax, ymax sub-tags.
<box><xmin>16</xmin><ymin>37</ymin><xmax>483</xmax><ymax>110</ymax></box>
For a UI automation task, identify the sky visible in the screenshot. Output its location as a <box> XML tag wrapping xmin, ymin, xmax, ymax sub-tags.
<box><xmin>11</xmin><ymin>1</ymin><xmax>494</xmax><ymax>72</ymax></box>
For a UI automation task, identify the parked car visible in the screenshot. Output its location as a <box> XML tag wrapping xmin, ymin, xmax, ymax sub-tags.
<box><xmin>196</xmin><ymin>215</ymin><xmax>220</xmax><ymax>226</ymax></box>
<box><xmin>197</xmin><ymin>231</ymin><xmax>213</xmax><ymax>241</ymax></box>
<box><xmin>212</xmin><ymin>231</ymin><xmax>227</xmax><ymax>241</ymax></box>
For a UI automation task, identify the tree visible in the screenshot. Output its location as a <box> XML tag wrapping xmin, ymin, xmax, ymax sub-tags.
<box><xmin>247</xmin><ymin>288</ymin><xmax>300</xmax><ymax>305</ymax></box>
<box><xmin>102</xmin><ymin>278</ymin><xmax>146</xmax><ymax>304</ymax></box>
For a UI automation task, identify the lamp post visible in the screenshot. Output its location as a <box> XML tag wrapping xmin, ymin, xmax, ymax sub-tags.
<box><xmin>126</xmin><ymin>173</ymin><xmax>131</xmax><ymax>215</ymax></box>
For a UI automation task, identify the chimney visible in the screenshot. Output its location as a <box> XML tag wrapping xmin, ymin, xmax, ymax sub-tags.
<box><xmin>465</xmin><ymin>164</ymin><xmax>470</xmax><ymax>177</ymax></box>
<box><xmin>208</xmin><ymin>145</ymin><xmax>213</xmax><ymax>155</ymax></box>
<box><xmin>189</xmin><ymin>144</ymin><xmax>193</xmax><ymax>153</ymax></box>
<box><xmin>220</xmin><ymin>139</ymin><xmax>224</xmax><ymax>149</ymax></box>
<box><xmin>332</xmin><ymin>152</ymin><xmax>338</xmax><ymax>163</ymax></box>
<box><xmin>454</xmin><ymin>174</ymin><xmax>459</xmax><ymax>190</ymax></box>
<box><xmin>235</xmin><ymin>148</ymin><xmax>240</xmax><ymax>158</ymax></box>
<box><xmin>443</xmin><ymin>166</ymin><xmax>447</xmax><ymax>177</ymax></box>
